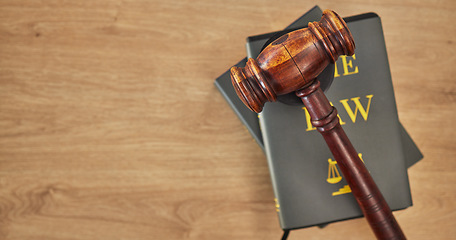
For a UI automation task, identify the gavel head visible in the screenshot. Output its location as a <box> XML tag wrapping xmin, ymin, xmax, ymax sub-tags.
<box><xmin>230</xmin><ymin>10</ymin><xmax>355</xmax><ymax>113</ymax></box>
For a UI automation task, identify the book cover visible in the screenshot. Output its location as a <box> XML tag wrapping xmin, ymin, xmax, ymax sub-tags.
<box><xmin>214</xmin><ymin>6</ymin><xmax>423</xmax><ymax>168</ymax></box>
<box><xmin>255</xmin><ymin>13</ymin><xmax>414</xmax><ymax>230</ymax></box>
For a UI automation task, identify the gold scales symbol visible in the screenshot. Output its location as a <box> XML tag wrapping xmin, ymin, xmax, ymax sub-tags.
<box><xmin>327</xmin><ymin>159</ymin><xmax>351</xmax><ymax>196</ymax></box>
<box><xmin>326</xmin><ymin>154</ymin><xmax>363</xmax><ymax>196</ymax></box>
<box><xmin>327</xmin><ymin>159</ymin><xmax>342</xmax><ymax>184</ymax></box>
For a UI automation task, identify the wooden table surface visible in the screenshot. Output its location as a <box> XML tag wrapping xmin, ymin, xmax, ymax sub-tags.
<box><xmin>1</xmin><ymin>1</ymin><xmax>455</xmax><ymax>239</ymax></box>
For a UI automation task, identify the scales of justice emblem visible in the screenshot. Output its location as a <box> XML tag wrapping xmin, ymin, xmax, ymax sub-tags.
<box><xmin>327</xmin><ymin>153</ymin><xmax>364</xmax><ymax>196</ymax></box>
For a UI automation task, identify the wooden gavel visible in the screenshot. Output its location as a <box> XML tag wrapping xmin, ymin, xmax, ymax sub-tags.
<box><xmin>230</xmin><ymin>10</ymin><xmax>406</xmax><ymax>240</ymax></box>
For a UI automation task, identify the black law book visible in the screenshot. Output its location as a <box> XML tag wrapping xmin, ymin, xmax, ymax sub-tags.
<box><xmin>251</xmin><ymin>13</ymin><xmax>414</xmax><ymax>230</ymax></box>
<box><xmin>214</xmin><ymin>6</ymin><xmax>422</xmax><ymax>167</ymax></box>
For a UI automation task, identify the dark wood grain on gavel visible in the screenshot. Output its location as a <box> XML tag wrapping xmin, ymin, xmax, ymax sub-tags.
<box><xmin>230</xmin><ymin>10</ymin><xmax>406</xmax><ymax>240</ymax></box>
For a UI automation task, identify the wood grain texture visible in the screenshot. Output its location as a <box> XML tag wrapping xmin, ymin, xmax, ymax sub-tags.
<box><xmin>0</xmin><ymin>0</ymin><xmax>455</xmax><ymax>239</ymax></box>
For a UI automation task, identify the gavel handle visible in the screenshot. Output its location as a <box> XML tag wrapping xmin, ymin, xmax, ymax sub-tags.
<box><xmin>296</xmin><ymin>80</ymin><xmax>406</xmax><ymax>240</ymax></box>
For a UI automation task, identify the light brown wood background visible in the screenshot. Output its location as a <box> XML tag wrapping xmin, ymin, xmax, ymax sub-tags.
<box><xmin>0</xmin><ymin>0</ymin><xmax>455</xmax><ymax>239</ymax></box>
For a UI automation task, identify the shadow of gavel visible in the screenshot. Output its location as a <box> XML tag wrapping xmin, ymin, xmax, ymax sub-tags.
<box><xmin>230</xmin><ymin>10</ymin><xmax>406</xmax><ymax>240</ymax></box>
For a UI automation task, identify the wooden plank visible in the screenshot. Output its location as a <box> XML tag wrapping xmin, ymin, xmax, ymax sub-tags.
<box><xmin>0</xmin><ymin>1</ymin><xmax>455</xmax><ymax>239</ymax></box>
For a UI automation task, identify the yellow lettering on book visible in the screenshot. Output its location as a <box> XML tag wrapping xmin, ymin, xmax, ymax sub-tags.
<box><xmin>302</xmin><ymin>104</ymin><xmax>345</xmax><ymax>132</ymax></box>
<box><xmin>334</xmin><ymin>54</ymin><xmax>359</xmax><ymax>78</ymax></box>
<box><xmin>330</xmin><ymin>102</ymin><xmax>346</xmax><ymax>126</ymax></box>
<box><xmin>341</xmin><ymin>55</ymin><xmax>359</xmax><ymax>76</ymax></box>
<box><xmin>274</xmin><ymin>198</ymin><xmax>280</xmax><ymax>212</ymax></box>
<box><xmin>358</xmin><ymin>153</ymin><xmax>364</xmax><ymax>163</ymax></box>
<box><xmin>334</xmin><ymin>61</ymin><xmax>340</xmax><ymax>78</ymax></box>
<box><xmin>302</xmin><ymin>107</ymin><xmax>317</xmax><ymax>131</ymax></box>
<box><xmin>339</xmin><ymin>95</ymin><xmax>374</xmax><ymax>123</ymax></box>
